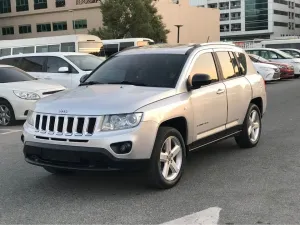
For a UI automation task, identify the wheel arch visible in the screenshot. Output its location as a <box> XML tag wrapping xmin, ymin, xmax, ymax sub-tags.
<box><xmin>250</xmin><ymin>97</ymin><xmax>263</xmax><ymax>117</ymax></box>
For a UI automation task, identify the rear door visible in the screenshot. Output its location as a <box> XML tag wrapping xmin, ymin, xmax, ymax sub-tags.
<box><xmin>45</xmin><ymin>56</ymin><xmax>78</xmax><ymax>88</ymax></box>
<box><xmin>214</xmin><ymin>50</ymin><xmax>252</xmax><ymax>128</ymax></box>
<box><xmin>18</xmin><ymin>56</ymin><xmax>46</xmax><ymax>79</ymax></box>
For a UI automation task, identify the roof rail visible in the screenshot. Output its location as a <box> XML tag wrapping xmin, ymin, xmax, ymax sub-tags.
<box><xmin>200</xmin><ymin>42</ymin><xmax>235</xmax><ymax>46</ymax></box>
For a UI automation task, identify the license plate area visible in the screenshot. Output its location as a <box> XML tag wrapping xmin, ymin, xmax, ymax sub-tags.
<box><xmin>41</xmin><ymin>149</ymin><xmax>80</xmax><ymax>163</ymax></box>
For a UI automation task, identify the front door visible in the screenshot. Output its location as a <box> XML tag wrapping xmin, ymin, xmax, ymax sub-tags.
<box><xmin>45</xmin><ymin>56</ymin><xmax>74</xmax><ymax>88</ymax></box>
<box><xmin>189</xmin><ymin>50</ymin><xmax>228</xmax><ymax>141</ymax></box>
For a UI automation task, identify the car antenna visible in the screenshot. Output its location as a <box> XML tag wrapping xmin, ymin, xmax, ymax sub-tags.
<box><xmin>207</xmin><ymin>36</ymin><xmax>210</xmax><ymax>43</ymax></box>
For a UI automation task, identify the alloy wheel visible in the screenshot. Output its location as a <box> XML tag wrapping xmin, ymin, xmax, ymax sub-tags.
<box><xmin>0</xmin><ymin>105</ymin><xmax>11</xmax><ymax>126</ymax></box>
<box><xmin>248</xmin><ymin>110</ymin><xmax>260</xmax><ymax>143</ymax></box>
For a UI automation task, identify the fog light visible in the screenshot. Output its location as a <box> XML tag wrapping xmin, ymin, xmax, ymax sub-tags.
<box><xmin>110</xmin><ymin>141</ymin><xmax>132</xmax><ymax>154</ymax></box>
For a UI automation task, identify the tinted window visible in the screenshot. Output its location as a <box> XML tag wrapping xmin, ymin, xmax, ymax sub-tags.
<box><xmin>85</xmin><ymin>54</ymin><xmax>187</xmax><ymax>88</ymax></box>
<box><xmin>36</xmin><ymin>45</ymin><xmax>60</xmax><ymax>53</ymax></box>
<box><xmin>0</xmin><ymin>48</ymin><xmax>11</xmax><ymax>57</ymax></box>
<box><xmin>61</xmin><ymin>42</ymin><xmax>75</xmax><ymax>52</ymax></box>
<box><xmin>119</xmin><ymin>42</ymin><xmax>134</xmax><ymax>51</ymax></box>
<box><xmin>12</xmin><ymin>46</ymin><xmax>34</xmax><ymax>55</ymax></box>
<box><xmin>216</xmin><ymin>52</ymin><xmax>236</xmax><ymax>80</ymax></box>
<box><xmin>0</xmin><ymin>67</ymin><xmax>34</xmax><ymax>83</ymax></box>
<box><xmin>235</xmin><ymin>52</ymin><xmax>248</xmax><ymax>75</ymax></box>
<box><xmin>65</xmin><ymin>55</ymin><xmax>103</xmax><ymax>71</ymax></box>
<box><xmin>269</xmin><ymin>51</ymin><xmax>284</xmax><ymax>59</ymax></box>
<box><xmin>229</xmin><ymin>52</ymin><xmax>240</xmax><ymax>77</ymax></box>
<box><xmin>190</xmin><ymin>52</ymin><xmax>219</xmax><ymax>84</ymax></box>
<box><xmin>19</xmin><ymin>57</ymin><xmax>46</xmax><ymax>72</ymax></box>
<box><xmin>47</xmin><ymin>56</ymin><xmax>70</xmax><ymax>73</ymax></box>
<box><xmin>103</xmin><ymin>44</ymin><xmax>119</xmax><ymax>57</ymax></box>
<box><xmin>0</xmin><ymin>57</ymin><xmax>21</xmax><ymax>67</ymax></box>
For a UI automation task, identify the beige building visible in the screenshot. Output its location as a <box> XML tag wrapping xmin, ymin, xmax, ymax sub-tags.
<box><xmin>0</xmin><ymin>0</ymin><xmax>219</xmax><ymax>43</ymax></box>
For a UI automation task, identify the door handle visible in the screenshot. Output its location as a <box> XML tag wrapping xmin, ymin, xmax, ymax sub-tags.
<box><xmin>216</xmin><ymin>89</ymin><xmax>225</xmax><ymax>94</ymax></box>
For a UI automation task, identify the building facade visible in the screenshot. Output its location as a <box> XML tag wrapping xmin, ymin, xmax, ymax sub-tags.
<box><xmin>190</xmin><ymin>0</ymin><xmax>300</xmax><ymax>41</ymax></box>
<box><xmin>0</xmin><ymin>0</ymin><xmax>102</xmax><ymax>40</ymax></box>
<box><xmin>0</xmin><ymin>0</ymin><xmax>220</xmax><ymax>44</ymax></box>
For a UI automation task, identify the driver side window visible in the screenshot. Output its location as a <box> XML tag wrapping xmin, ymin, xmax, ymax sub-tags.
<box><xmin>46</xmin><ymin>56</ymin><xmax>77</xmax><ymax>73</ymax></box>
<box><xmin>190</xmin><ymin>52</ymin><xmax>219</xmax><ymax>85</ymax></box>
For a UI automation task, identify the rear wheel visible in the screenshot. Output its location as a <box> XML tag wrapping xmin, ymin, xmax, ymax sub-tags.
<box><xmin>44</xmin><ymin>167</ymin><xmax>74</xmax><ymax>175</ymax></box>
<box><xmin>148</xmin><ymin>127</ymin><xmax>186</xmax><ymax>189</ymax></box>
<box><xmin>235</xmin><ymin>104</ymin><xmax>262</xmax><ymax>148</ymax></box>
<box><xmin>294</xmin><ymin>74</ymin><xmax>300</xmax><ymax>78</ymax></box>
<box><xmin>0</xmin><ymin>101</ymin><xmax>15</xmax><ymax>126</ymax></box>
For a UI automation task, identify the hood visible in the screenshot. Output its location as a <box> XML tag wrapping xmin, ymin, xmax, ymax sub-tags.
<box><xmin>34</xmin><ymin>85</ymin><xmax>176</xmax><ymax>115</ymax></box>
<box><xmin>3</xmin><ymin>80</ymin><xmax>66</xmax><ymax>92</ymax></box>
<box><xmin>253</xmin><ymin>62</ymin><xmax>277</xmax><ymax>69</ymax></box>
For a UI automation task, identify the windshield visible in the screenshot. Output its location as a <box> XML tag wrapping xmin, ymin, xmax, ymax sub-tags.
<box><xmin>251</xmin><ymin>55</ymin><xmax>269</xmax><ymax>63</ymax></box>
<box><xmin>65</xmin><ymin>55</ymin><xmax>104</xmax><ymax>71</ymax></box>
<box><xmin>0</xmin><ymin>67</ymin><xmax>34</xmax><ymax>83</ymax></box>
<box><xmin>84</xmin><ymin>54</ymin><xmax>187</xmax><ymax>88</ymax></box>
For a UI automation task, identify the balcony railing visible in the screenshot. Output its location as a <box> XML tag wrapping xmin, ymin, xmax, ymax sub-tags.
<box><xmin>220</xmin><ymin>17</ymin><xmax>229</xmax><ymax>21</ymax></box>
<box><xmin>231</xmin><ymin>16</ymin><xmax>241</xmax><ymax>20</ymax></box>
<box><xmin>231</xmin><ymin>5</ymin><xmax>241</xmax><ymax>9</ymax></box>
<box><xmin>220</xmin><ymin>6</ymin><xmax>229</xmax><ymax>10</ymax></box>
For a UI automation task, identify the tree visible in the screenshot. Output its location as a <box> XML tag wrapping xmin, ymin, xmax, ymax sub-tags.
<box><xmin>89</xmin><ymin>0</ymin><xmax>169</xmax><ymax>43</ymax></box>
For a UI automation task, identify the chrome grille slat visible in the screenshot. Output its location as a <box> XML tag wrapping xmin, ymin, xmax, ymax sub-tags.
<box><xmin>34</xmin><ymin>114</ymin><xmax>99</xmax><ymax>137</ymax></box>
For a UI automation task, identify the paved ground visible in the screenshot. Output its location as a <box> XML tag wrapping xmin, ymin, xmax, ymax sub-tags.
<box><xmin>0</xmin><ymin>79</ymin><xmax>300</xmax><ymax>224</ymax></box>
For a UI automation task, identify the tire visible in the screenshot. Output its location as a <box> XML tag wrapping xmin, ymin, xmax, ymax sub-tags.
<box><xmin>294</xmin><ymin>74</ymin><xmax>300</xmax><ymax>78</ymax></box>
<box><xmin>0</xmin><ymin>100</ymin><xmax>15</xmax><ymax>126</ymax></box>
<box><xmin>235</xmin><ymin>104</ymin><xmax>262</xmax><ymax>148</ymax></box>
<box><xmin>44</xmin><ymin>167</ymin><xmax>74</xmax><ymax>175</ymax></box>
<box><xmin>147</xmin><ymin>126</ymin><xmax>186</xmax><ymax>189</ymax></box>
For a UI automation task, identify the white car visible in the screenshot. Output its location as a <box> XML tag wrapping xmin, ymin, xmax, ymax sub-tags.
<box><xmin>252</xmin><ymin>62</ymin><xmax>280</xmax><ymax>81</ymax></box>
<box><xmin>0</xmin><ymin>52</ymin><xmax>104</xmax><ymax>89</ymax></box>
<box><xmin>246</xmin><ymin>48</ymin><xmax>300</xmax><ymax>78</ymax></box>
<box><xmin>0</xmin><ymin>65</ymin><xmax>65</xmax><ymax>126</ymax></box>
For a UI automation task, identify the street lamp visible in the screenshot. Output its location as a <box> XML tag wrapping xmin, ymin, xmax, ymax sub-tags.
<box><xmin>174</xmin><ymin>25</ymin><xmax>183</xmax><ymax>44</ymax></box>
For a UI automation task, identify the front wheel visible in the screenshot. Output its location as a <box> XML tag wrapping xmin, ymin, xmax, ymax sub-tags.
<box><xmin>148</xmin><ymin>127</ymin><xmax>186</xmax><ymax>189</ymax></box>
<box><xmin>0</xmin><ymin>101</ymin><xmax>15</xmax><ymax>126</ymax></box>
<box><xmin>235</xmin><ymin>104</ymin><xmax>262</xmax><ymax>148</ymax></box>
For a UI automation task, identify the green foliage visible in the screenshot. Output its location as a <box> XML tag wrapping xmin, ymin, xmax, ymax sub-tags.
<box><xmin>89</xmin><ymin>0</ymin><xmax>169</xmax><ymax>42</ymax></box>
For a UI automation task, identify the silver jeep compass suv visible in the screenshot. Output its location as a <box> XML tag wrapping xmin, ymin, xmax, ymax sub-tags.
<box><xmin>22</xmin><ymin>43</ymin><xmax>267</xmax><ymax>189</ymax></box>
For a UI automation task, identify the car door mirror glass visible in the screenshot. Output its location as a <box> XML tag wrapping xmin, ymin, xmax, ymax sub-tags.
<box><xmin>188</xmin><ymin>74</ymin><xmax>211</xmax><ymax>90</ymax></box>
<box><xmin>58</xmin><ymin>66</ymin><xmax>69</xmax><ymax>73</ymax></box>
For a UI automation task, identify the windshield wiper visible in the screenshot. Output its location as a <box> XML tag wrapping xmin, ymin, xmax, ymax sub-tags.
<box><xmin>107</xmin><ymin>81</ymin><xmax>147</xmax><ymax>86</ymax></box>
<box><xmin>79</xmin><ymin>81</ymin><xmax>103</xmax><ymax>86</ymax></box>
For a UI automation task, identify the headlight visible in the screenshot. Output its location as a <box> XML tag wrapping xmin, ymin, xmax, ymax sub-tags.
<box><xmin>101</xmin><ymin>113</ymin><xmax>143</xmax><ymax>131</ymax></box>
<box><xmin>26</xmin><ymin>110</ymin><xmax>34</xmax><ymax>126</ymax></box>
<box><xmin>13</xmin><ymin>91</ymin><xmax>40</xmax><ymax>100</ymax></box>
<box><xmin>277</xmin><ymin>65</ymin><xmax>286</xmax><ymax>69</ymax></box>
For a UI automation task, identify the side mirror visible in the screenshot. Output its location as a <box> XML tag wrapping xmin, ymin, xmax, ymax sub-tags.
<box><xmin>187</xmin><ymin>74</ymin><xmax>212</xmax><ymax>90</ymax></box>
<box><xmin>80</xmin><ymin>74</ymin><xmax>89</xmax><ymax>83</ymax></box>
<box><xmin>58</xmin><ymin>66</ymin><xmax>69</xmax><ymax>73</ymax></box>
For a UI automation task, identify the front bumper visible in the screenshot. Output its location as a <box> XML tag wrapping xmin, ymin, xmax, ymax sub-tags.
<box><xmin>23</xmin><ymin>120</ymin><xmax>159</xmax><ymax>170</ymax></box>
<box><xmin>23</xmin><ymin>142</ymin><xmax>149</xmax><ymax>171</ymax></box>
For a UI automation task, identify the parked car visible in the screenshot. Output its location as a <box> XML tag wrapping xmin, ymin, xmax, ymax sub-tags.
<box><xmin>248</xmin><ymin>54</ymin><xmax>294</xmax><ymax>79</ymax></box>
<box><xmin>22</xmin><ymin>43</ymin><xmax>266</xmax><ymax>189</ymax></box>
<box><xmin>279</xmin><ymin>48</ymin><xmax>300</xmax><ymax>58</ymax></box>
<box><xmin>252</xmin><ymin>61</ymin><xmax>280</xmax><ymax>81</ymax></box>
<box><xmin>245</xmin><ymin>48</ymin><xmax>300</xmax><ymax>78</ymax></box>
<box><xmin>0</xmin><ymin>53</ymin><xmax>104</xmax><ymax>89</ymax></box>
<box><xmin>0</xmin><ymin>65</ymin><xmax>65</xmax><ymax>126</ymax></box>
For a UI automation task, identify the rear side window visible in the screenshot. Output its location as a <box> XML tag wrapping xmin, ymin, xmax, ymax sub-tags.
<box><xmin>19</xmin><ymin>56</ymin><xmax>46</xmax><ymax>72</ymax></box>
<box><xmin>235</xmin><ymin>52</ymin><xmax>247</xmax><ymax>75</ymax></box>
<box><xmin>103</xmin><ymin>44</ymin><xmax>119</xmax><ymax>57</ymax></box>
<box><xmin>119</xmin><ymin>42</ymin><xmax>134</xmax><ymax>51</ymax></box>
<box><xmin>0</xmin><ymin>57</ymin><xmax>21</xmax><ymax>67</ymax></box>
<box><xmin>216</xmin><ymin>52</ymin><xmax>237</xmax><ymax>80</ymax></box>
<box><xmin>0</xmin><ymin>67</ymin><xmax>34</xmax><ymax>83</ymax></box>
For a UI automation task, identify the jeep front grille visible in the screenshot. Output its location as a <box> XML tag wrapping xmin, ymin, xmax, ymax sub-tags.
<box><xmin>34</xmin><ymin>114</ymin><xmax>100</xmax><ymax>136</ymax></box>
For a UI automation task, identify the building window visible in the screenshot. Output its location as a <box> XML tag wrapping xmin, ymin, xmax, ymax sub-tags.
<box><xmin>73</xmin><ymin>19</ymin><xmax>87</xmax><ymax>29</ymax></box>
<box><xmin>56</xmin><ymin>0</ymin><xmax>65</xmax><ymax>7</ymax></box>
<box><xmin>19</xmin><ymin>24</ymin><xmax>31</xmax><ymax>34</ymax></box>
<box><xmin>245</xmin><ymin>0</ymin><xmax>268</xmax><ymax>31</ymax></box>
<box><xmin>37</xmin><ymin>23</ymin><xmax>51</xmax><ymax>32</ymax></box>
<box><xmin>273</xmin><ymin>0</ymin><xmax>288</xmax><ymax>5</ymax></box>
<box><xmin>2</xmin><ymin>26</ymin><xmax>14</xmax><ymax>35</ymax></box>
<box><xmin>274</xmin><ymin>10</ymin><xmax>288</xmax><ymax>16</ymax></box>
<box><xmin>274</xmin><ymin>21</ymin><xmax>288</xmax><ymax>27</ymax></box>
<box><xmin>0</xmin><ymin>0</ymin><xmax>11</xmax><ymax>14</ymax></box>
<box><xmin>16</xmin><ymin>0</ymin><xmax>29</xmax><ymax>12</ymax></box>
<box><xmin>34</xmin><ymin>0</ymin><xmax>47</xmax><ymax>10</ymax></box>
<box><xmin>53</xmin><ymin>21</ymin><xmax>67</xmax><ymax>31</ymax></box>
